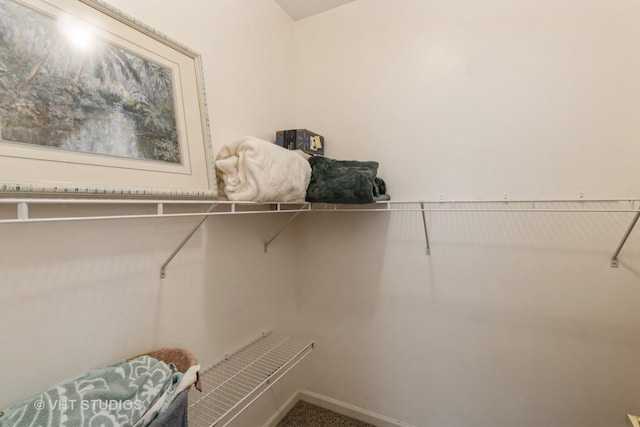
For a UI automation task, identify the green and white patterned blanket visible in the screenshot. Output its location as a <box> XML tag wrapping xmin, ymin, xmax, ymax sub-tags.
<box><xmin>0</xmin><ymin>356</ymin><xmax>183</xmax><ymax>427</ymax></box>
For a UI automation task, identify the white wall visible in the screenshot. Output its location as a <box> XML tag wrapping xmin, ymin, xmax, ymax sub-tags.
<box><xmin>294</xmin><ymin>0</ymin><xmax>640</xmax><ymax>200</ymax></box>
<box><xmin>0</xmin><ymin>1</ymin><xmax>303</xmax><ymax>425</ymax></box>
<box><xmin>4</xmin><ymin>1</ymin><xmax>640</xmax><ymax>427</ymax></box>
<box><xmin>293</xmin><ymin>1</ymin><xmax>640</xmax><ymax>426</ymax></box>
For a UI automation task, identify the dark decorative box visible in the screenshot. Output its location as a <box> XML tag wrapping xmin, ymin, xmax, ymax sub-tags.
<box><xmin>276</xmin><ymin>129</ymin><xmax>324</xmax><ymax>154</ymax></box>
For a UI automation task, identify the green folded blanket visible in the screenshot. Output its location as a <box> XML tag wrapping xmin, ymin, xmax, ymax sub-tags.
<box><xmin>0</xmin><ymin>356</ymin><xmax>183</xmax><ymax>427</ymax></box>
<box><xmin>305</xmin><ymin>156</ymin><xmax>390</xmax><ymax>204</ymax></box>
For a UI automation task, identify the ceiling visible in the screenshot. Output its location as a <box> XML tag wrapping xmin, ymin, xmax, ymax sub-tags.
<box><xmin>275</xmin><ymin>0</ymin><xmax>356</xmax><ymax>21</ymax></box>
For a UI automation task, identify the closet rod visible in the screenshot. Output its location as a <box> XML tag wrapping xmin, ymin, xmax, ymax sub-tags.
<box><xmin>310</xmin><ymin>199</ymin><xmax>640</xmax><ymax>213</ymax></box>
<box><xmin>2</xmin><ymin>198</ymin><xmax>640</xmax><ymax>217</ymax></box>
<box><xmin>0</xmin><ymin>209</ymin><xmax>306</xmax><ymax>225</ymax></box>
<box><xmin>311</xmin><ymin>206</ymin><xmax>640</xmax><ymax>213</ymax></box>
<box><xmin>610</xmin><ymin>211</ymin><xmax>640</xmax><ymax>268</ymax></box>
<box><xmin>0</xmin><ymin>198</ymin><xmax>222</xmax><ymax>205</ymax></box>
<box><xmin>0</xmin><ymin>199</ymin><xmax>309</xmax><ymax>224</ymax></box>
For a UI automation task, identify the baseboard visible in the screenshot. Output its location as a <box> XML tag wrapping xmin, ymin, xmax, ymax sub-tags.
<box><xmin>262</xmin><ymin>391</ymin><xmax>300</xmax><ymax>427</ymax></box>
<box><xmin>263</xmin><ymin>389</ymin><xmax>415</xmax><ymax>427</ymax></box>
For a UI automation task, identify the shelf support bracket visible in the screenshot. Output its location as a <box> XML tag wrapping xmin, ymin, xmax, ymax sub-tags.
<box><xmin>264</xmin><ymin>209</ymin><xmax>305</xmax><ymax>253</ymax></box>
<box><xmin>160</xmin><ymin>203</ymin><xmax>218</xmax><ymax>279</ymax></box>
<box><xmin>611</xmin><ymin>210</ymin><xmax>640</xmax><ymax>268</ymax></box>
<box><xmin>420</xmin><ymin>202</ymin><xmax>431</xmax><ymax>255</ymax></box>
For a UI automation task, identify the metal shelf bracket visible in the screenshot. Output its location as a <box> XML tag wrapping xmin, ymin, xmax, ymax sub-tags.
<box><xmin>160</xmin><ymin>203</ymin><xmax>218</xmax><ymax>279</ymax></box>
<box><xmin>611</xmin><ymin>210</ymin><xmax>640</xmax><ymax>268</ymax></box>
<box><xmin>263</xmin><ymin>209</ymin><xmax>305</xmax><ymax>253</ymax></box>
<box><xmin>420</xmin><ymin>202</ymin><xmax>430</xmax><ymax>255</ymax></box>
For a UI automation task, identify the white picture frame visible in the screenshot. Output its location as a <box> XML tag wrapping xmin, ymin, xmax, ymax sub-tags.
<box><xmin>0</xmin><ymin>0</ymin><xmax>216</xmax><ymax>198</ymax></box>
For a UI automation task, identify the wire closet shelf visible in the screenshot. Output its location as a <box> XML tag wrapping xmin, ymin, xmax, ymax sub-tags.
<box><xmin>1</xmin><ymin>198</ymin><xmax>640</xmax><ymax>225</ymax></box>
<box><xmin>1</xmin><ymin>198</ymin><xmax>638</xmax><ymax>270</ymax></box>
<box><xmin>188</xmin><ymin>331</ymin><xmax>314</xmax><ymax>427</ymax></box>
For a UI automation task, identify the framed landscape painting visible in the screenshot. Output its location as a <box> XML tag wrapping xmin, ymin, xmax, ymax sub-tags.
<box><xmin>0</xmin><ymin>0</ymin><xmax>216</xmax><ymax>197</ymax></box>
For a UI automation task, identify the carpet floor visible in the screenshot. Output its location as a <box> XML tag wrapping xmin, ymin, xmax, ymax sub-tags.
<box><xmin>277</xmin><ymin>401</ymin><xmax>375</xmax><ymax>427</ymax></box>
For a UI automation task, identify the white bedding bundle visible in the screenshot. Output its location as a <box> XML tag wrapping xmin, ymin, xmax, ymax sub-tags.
<box><xmin>215</xmin><ymin>136</ymin><xmax>311</xmax><ymax>202</ymax></box>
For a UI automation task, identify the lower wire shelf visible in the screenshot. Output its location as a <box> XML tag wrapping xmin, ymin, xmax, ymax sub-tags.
<box><xmin>188</xmin><ymin>331</ymin><xmax>314</xmax><ymax>427</ymax></box>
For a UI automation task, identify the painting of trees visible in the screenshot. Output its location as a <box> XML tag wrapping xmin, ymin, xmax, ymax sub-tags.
<box><xmin>0</xmin><ymin>0</ymin><xmax>181</xmax><ymax>163</ymax></box>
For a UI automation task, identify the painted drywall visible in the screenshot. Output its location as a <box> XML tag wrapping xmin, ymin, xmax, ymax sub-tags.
<box><xmin>0</xmin><ymin>1</ymin><xmax>302</xmax><ymax>425</ymax></box>
<box><xmin>3</xmin><ymin>1</ymin><xmax>640</xmax><ymax>427</ymax></box>
<box><xmin>294</xmin><ymin>0</ymin><xmax>640</xmax><ymax>201</ymax></box>
<box><xmin>292</xmin><ymin>1</ymin><xmax>640</xmax><ymax>426</ymax></box>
